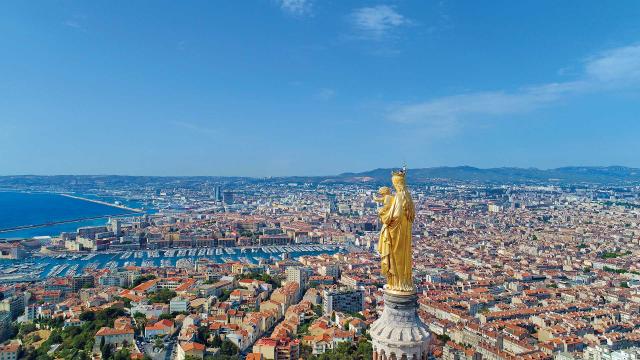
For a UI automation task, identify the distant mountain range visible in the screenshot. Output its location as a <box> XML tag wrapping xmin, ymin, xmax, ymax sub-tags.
<box><xmin>303</xmin><ymin>166</ymin><xmax>640</xmax><ymax>185</ymax></box>
<box><xmin>1</xmin><ymin>166</ymin><xmax>639</xmax><ymax>187</ymax></box>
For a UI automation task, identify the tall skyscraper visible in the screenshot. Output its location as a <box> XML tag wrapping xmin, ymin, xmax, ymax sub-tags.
<box><xmin>110</xmin><ymin>218</ymin><xmax>121</xmax><ymax>236</ymax></box>
<box><xmin>223</xmin><ymin>191</ymin><xmax>234</xmax><ymax>205</ymax></box>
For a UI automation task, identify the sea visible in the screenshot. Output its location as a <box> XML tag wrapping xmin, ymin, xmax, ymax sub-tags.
<box><xmin>0</xmin><ymin>191</ymin><xmax>136</xmax><ymax>238</ymax></box>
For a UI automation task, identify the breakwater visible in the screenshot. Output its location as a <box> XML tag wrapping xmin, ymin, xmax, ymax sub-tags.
<box><xmin>0</xmin><ymin>214</ymin><xmax>130</xmax><ymax>234</ymax></box>
<box><xmin>59</xmin><ymin>194</ymin><xmax>143</xmax><ymax>213</ymax></box>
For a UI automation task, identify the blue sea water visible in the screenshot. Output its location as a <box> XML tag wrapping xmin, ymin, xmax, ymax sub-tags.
<box><xmin>0</xmin><ymin>191</ymin><xmax>135</xmax><ymax>238</ymax></box>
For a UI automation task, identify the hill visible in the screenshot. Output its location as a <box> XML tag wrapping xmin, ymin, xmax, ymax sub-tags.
<box><xmin>320</xmin><ymin>166</ymin><xmax>640</xmax><ymax>185</ymax></box>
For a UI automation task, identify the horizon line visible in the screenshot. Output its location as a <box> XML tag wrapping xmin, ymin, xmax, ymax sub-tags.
<box><xmin>0</xmin><ymin>164</ymin><xmax>636</xmax><ymax>179</ymax></box>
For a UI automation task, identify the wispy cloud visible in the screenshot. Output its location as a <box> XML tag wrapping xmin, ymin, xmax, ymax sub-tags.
<box><xmin>63</xmin><ymin>14</ymin><xmax>87</xmax><ymax>31</ymax></box>
<box><xmin>349</xmin><ymin>5</ymin><xmax>411</xmax><ymax>40</ymax></box>
<box><xmin>388</xmin><ymin>43</ymin><xmax>640</xmax><ymax>128</ymax></box>
<box><xmin>389</xmin><ymin>81</ymin><xmax>589</xmax><ymax>124</ymax></box>
<box><xmin>314</xmin><ymin>88</ymin><xmax>336</xmax><ymax>101</ymax></box>
<box><xmin>585</xmin><ymin>44</ymin><xmax>640</xmax><ymax>83</ymax></box>
<box><xmin>171</xmin><ymin>121</ymin><xmax>218</xmax><ymax>137</ymax></box>
<box><xmin>275</xmin><ymin>0</ymin><xmax>313</xmax><ymax>17</ymax></box>
<box><xmin>63</xmin><ymin>20</ymin><xmax>82</xmax><ymax>29</ymax></box>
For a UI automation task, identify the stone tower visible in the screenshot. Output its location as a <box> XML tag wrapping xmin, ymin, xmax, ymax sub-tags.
<box><xmin>369</xmin><ymin>291</ymin><xmax>431</xmax><ymax>360</ymax></box>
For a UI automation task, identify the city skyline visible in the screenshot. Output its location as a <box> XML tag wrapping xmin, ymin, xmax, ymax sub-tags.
<box><xmin>2</xmin><ymin>1</ymin><xmax>640</xmax><ymax>176</ymax></box>
<box><xmin>1</xmin><ymin>4</ymin><xmax>639</xmax><ymax>358</ymax></box>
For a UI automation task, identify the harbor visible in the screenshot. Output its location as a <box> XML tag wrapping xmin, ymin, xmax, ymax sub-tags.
<box><xmin>0</xmin><ymin>244</ymin><xmax>344</xmax><ymax>283</ymax></box>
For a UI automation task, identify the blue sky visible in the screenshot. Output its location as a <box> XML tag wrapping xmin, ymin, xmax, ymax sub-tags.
<box><xmin>1</xmin><ymin>1</ymin><xmax>639</xmax><ymax>176</ymax></box>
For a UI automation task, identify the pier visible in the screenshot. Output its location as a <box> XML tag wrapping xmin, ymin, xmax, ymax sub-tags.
<box><xmin>0</xmin><ymin>214</ymin><xmax>130</xmax><ymax>234</ymax></box>
<box><xmin>0</xmin><ymin>193</ymin><xmax>143</xmax><ymax>234</ymax></box>
<box><xmin>58</xmin><ymin>194</ymin><xmax>143</xmax><ymax>213</ymax></box>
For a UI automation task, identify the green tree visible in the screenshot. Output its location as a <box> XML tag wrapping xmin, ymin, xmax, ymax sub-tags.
<box><xmin>308</xmin><ymin>339</ymin><xmax>372</xmax><ymax>360</ymax></box>
<box><xmin>18</xmin><ymin>322</ymin><xmax>37</xmax><ymax>337</ymax></box>
<box><xmin>101</xmin><ymin>343</ymin><xmax>112</xmax><ymax>360</ymax></box>
<box><xmin>134</xmin><ymin>312</ymin><xmax>147</xmax><ymax>323</ymax></box>
<box><xmin>217</xmin><ymin>289</ymin><xmax>232</xmax><ymax>302</ymax></box>
<box><xmin>154</xmin><ymin>337</ymin><xmax>165</xmax><ymax>350</ymax></box>
<box><xmin>355</xmin><ymin>339</ymin><xmax>373</xmax><ymax>359</ymax></box>
<box><xmin>130</xmin><ymin>274</ymin><xmax>156</xmax><ymax>288</ymax></box>
<box><xmin>158</xmin><ymin>313</ymin><xmax>173</xmax><ymax>321</ymax></box>
<box><xmin>220</xmin><ymin>340</ymin><xmax>239</xmax><ymax>356</ymax></box>
<box><xmin>113</xmin><ymin>349</ymin><xmax>131</xmax><ymax>360</ymax></box>
<box><xmin>300</xmin><ymin>344</ymin><xmax>314</xmax><ymax>358</ymax></box>
<box><xmin>204</xmin><ymin>356</ymin><xmax>240</xmax><ymax>360</ymax></box>
<box><xmin>148</xmin><ymin>289</ymin><xmax>177</xmax><ymax>304</ymax></box>
<box><xmin>211</xmin><ymin>333</ymin><xmax>223</xmax><ymax>347</ymax></box>
<box><xmin>79</xmin><ymin>311</ymin><xmax>96</xmax><ymax>322</ymax></box>
<box><xmin>197</xmin><ymin>325</ymin><xmax>211</xmax><ymax>345</ymax></box>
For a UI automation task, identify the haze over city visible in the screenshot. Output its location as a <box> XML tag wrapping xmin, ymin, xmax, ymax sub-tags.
<box><xmin>2</xmin><ymin>1</ymin><xmax>640</xmax><ymax>176</ymax></box>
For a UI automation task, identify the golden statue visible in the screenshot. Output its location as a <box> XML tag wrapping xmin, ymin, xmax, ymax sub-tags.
<box><xmin>375</xmin><ymin>167</ymin><xmax>416</xmax><ymax>294</ymax></box>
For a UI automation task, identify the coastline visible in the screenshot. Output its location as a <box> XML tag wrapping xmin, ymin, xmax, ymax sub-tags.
<box><xmin>0</xmin><ymin>191</ymin><xmax>143</xmax><ymax>238</ymax></box>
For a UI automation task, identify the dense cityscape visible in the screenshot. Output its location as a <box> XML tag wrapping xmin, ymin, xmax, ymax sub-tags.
<box><xmin>3</xmin><ymin>0</ymin><xmax>639</xmax><ymax>359</ymax></box>
<box><xmin>0</xmin><ymin>173</ymin><xmax>638</xmax><ymax>360</ymax></box>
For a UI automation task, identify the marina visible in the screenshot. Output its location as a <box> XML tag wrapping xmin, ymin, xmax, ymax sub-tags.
<box><xmin>0</xmin><ymin>244</ymin><xmax>344</xmax><ymax>282</ymax></box>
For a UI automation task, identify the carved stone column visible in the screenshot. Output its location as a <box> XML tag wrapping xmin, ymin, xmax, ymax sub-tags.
<box><xmin>370</xmin><ymin>291</ymin><xmax>430</xmax><ymax>360</ymax></box>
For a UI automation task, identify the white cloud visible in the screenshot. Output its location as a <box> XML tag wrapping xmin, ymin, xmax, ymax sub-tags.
<box><xmin>171</xmin><ymin>121</ymin><xmax>217</xmax><ymax>137</ymax></box>
<box><xmin>63</xmin><ymin>14</ymin><xmax>87</xmax><ymax>30</ymax></box>
<box><xmin>314</xmin><ymin>88</ymin><xmax>336</xmax><ymax>101</ymax></box>
<box><xmin>350</xmin><ymin>5</ymin><xmax>410</xmax><ymax>40</ymax></box>
<box><xmin>276</xmin><ymin>0</ymin><xmax>313</xmax><ymax>17</ymax></box>
<box><xmin>388</xmin><ymin>43</ymin><xmax>640</xmax><ymax>127</ymax></box>
<box><xmin>585</xmin><ymin>44</ymin><xmax>640</xmax><ymax>83</ymax></box>
<box><xmin>63</xmin><ymin>20</ymin><xmax>82</xmax><ymax>29</ymax></box>
<box><xmin>389</xmin><ymin>81</ymin><xmax>589</xmax><ymax>124</ymax></box>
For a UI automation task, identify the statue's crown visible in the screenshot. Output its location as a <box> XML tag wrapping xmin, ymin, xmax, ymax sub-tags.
<box><xmin>392</xmin><ymin>165</ymin><xmax>407</xmax><ymax>178</ymax></box>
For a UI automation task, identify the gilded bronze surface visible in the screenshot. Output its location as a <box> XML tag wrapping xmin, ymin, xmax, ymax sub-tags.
<box><xmin>376</xmin><ymin>167</ymin><xmax>416</xmax><ymax>295</ymax></box>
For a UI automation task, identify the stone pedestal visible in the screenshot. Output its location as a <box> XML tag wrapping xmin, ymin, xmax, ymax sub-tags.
<box><xmin>370</xmin><ymin>291</ymin><xmax>430</xmax><ymax>360</ymax></box>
